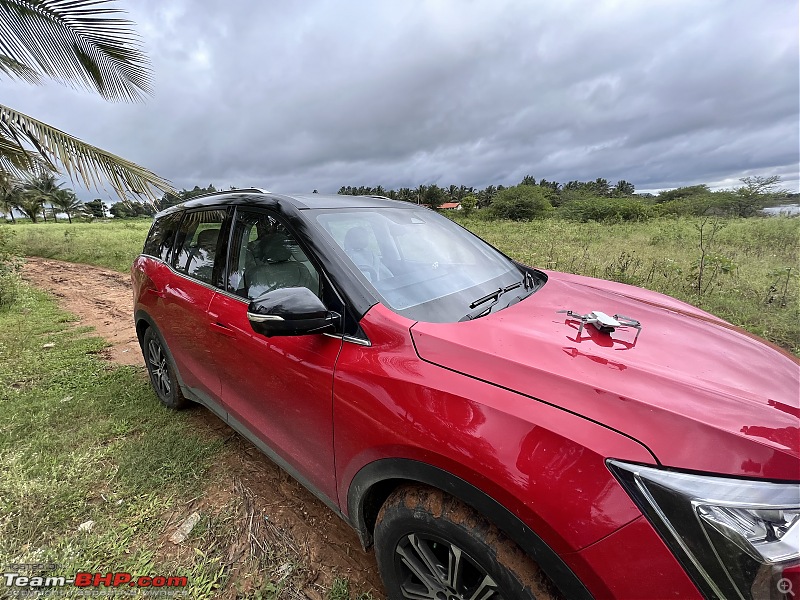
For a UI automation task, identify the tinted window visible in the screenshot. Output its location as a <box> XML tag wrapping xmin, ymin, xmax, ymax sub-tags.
<box><xmin>172</xmin><ymin>209</ymin><xmax>228</xmax><ymax>286</ymax></box>
<box><xmin>227</xmin><ymin>210</ymin><xmax>321</xmax><ymax>300</ymax></box>
<box><xmin>143</xmin><ymin>212</ymin><xmax>182</xmax><ymax>262</ymax></box>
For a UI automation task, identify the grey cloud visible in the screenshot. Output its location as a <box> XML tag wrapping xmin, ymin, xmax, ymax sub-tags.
<box><xmin>3</xmin><ymin>0</ymin><xmax>797</xmax><ymax>199</ymax></box>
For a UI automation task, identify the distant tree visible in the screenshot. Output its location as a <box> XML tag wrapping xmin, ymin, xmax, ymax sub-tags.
<box><xmin>539</xmin><ymin>178</ymin><xmax>560</xmax><ymax>193</ymax></box>
<box><xmin>24</xmin><ymin>173</ymin><xmax>63</xmax><ymax>222</ymax></box>
<box><xmin>14</xmin><ymin>190</ymin><xmax>43</xmax><ymax>222</ymax></box>
<box><xmin>457</xmin><ymin>185</ymin><xmax>472</xmax><ymax>201</ymax></box>
<box><xmin>85</xmin><ymin>199</ymin><xmax>106</xmax><ymax>218</ymax></box>
<box><xmin>460</xmin><ymin>195</ymin><xmax>478</xmax><ymax>216</ymax></box>
<box><xmin>656</xmin><ymin>185</ymin><xmax>710</xmax><ymax>204</ymax></box>
<box><xmin>489</xmin><ymin>185</ymin><xmax>552</xmax><ymax>220</ymax></box>
<box><xmin>50</xmin><ymin>188</ymin><xmax>83</xmax><ymax>223</ymax></box>
<box><xmin>156</xmin><ymin>184</ymin><xmax>218</xmax><ymax>210</ymax></box>
<box><xmin>396</xmin><ymin>187</ymin><xmax>413</xmax><ymax>203</ymax></box>
<box><xmin>612</xmin><ymin>180</ymin><xmax>635</xmax><ymax>197</ymax></box>
<box><xmin>424</xmin><ymin>184</ymin><xmax>446</xmax><ymax>208</ymax></box>
<box><xmin>520</xmin><ymin>175</ymin><xmax>537</xmax><ymax>186</ymax></box>
<box><xmin>109</xmin><ymin>201</ymin><xmax>131</xmax><ymax>218</ymax></box>
<box><xmin>447</xmin><ymin>184</ymin><xmax>459</xmax><ymax>201</ymax></box>
<box><xmin>0</xmin><ymin>175</ymin><xmax>21</xmax><ymax>223</ymax></box>
<box><xmin>478</xmin><ymin>185</ymin><xmax>497</xmax><ymax>208</ymax></box>
<box><xmin>728</xmin><ymin>175</ymin><xmax>784</xmax><ymax>217</ymax></box>
<box><xmin>740</xmin><ymin>175</ymin><xmax>783</xmax><ymax>195</ymax></box>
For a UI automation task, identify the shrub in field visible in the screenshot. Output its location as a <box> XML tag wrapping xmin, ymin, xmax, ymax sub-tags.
<box><xmin>460</xmin><ymin>195</ymin><xmax>478</xmax><ymax>216</ymax></box>
<box><xmin>0</xmin><ymin>228</ymin><xmax>22</xmax><ymax>308</ymax></box>
<box><xmin>653</xmin><ymin>192</ymin><xmax>736</xmax><ymax>217</ymax></box>
<box><xmin>488</xmin><ymin>185</ymin><xmax>552</xmax><ymax>220</ymax></box>
<box><xmin>559</xmin><ymin>197</ymin><xmax>651</xmax><ymax>222</ymax></box>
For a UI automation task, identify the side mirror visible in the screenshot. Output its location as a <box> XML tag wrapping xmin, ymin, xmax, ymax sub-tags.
<box><xmin>247</xmin><ymin>287</ymin><xmax>340</xmax><ymax>337</ymax></box>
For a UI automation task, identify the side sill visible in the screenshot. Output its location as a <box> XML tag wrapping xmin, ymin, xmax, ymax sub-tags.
<box><xmin>183</xmin><ymin>385</ymin><xmax>346</xmax><ymax>523</ymax></box>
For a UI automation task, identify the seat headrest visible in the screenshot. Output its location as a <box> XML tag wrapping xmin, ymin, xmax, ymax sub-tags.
<box><xmin>255</xmin><ymin>232</ymin><xmax>293</xmax><ymax>262</ymax></box>
<box><xmin>197</xmin><ymin>228</ymin><xmax>219</xmax><ymax>252</ymax></box>
<box><xmin>344</xmin><ymin>226</ymin><xmax>371</xmax><ymax>252</ymax></box>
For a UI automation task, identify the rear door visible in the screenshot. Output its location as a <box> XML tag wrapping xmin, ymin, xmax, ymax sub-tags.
<box><xmin>158</xmin><ymin>208</ymin><xmax>229</xmax><ymax>400</ymax></box>
<box><xmin>206</xmin><ymin>207</ymin><xmax>343</xmax><ymax>501</ymax></box>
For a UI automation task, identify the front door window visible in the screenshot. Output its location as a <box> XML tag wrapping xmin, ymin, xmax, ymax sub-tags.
<box><xmin>226</xmin><ymin>210</ymin><xmax>321</xmax><ymax>299</ymax></box>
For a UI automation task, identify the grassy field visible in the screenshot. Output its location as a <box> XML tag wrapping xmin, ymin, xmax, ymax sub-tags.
<box><xmin>0</xmin><ymin>285</ymin><xmax>373</xmax><ymax>598</ymax></box>
<box><xmin>4</xmin><ymin>214</ymin><xmax>799</xmax><ymax>353</ymax></box>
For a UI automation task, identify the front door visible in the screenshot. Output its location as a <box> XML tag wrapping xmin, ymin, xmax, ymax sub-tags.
<box><xmin>207</xmin><ymin>208</ymin><xmax>342</xmax><ymax>501</ymax></box>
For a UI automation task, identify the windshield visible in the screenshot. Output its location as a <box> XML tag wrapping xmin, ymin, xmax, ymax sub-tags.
<box><xmin>314</xmin><ymin>207</ymin><xmax>541</xmax><ymax>322</ymax></box>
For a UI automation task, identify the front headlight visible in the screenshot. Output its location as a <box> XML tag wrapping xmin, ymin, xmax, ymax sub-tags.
<box><xmin>608</xmin><ymin>460</ymin><xmax>800</xmax><ymax>600</ymax></box>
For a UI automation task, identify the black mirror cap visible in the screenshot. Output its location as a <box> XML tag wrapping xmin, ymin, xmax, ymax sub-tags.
<box><xmin>247</xmin><ymin>287</ymin><xmax>340</xmax><ymax>337</ymax></box>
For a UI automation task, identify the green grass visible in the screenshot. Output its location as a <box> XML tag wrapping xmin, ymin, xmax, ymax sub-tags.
<box><xmin>4</xmin><ymin>214</ymin><xmax>798</xmax><ymax>353</ymax></box>
<box><xmin>8</xmin><ymin>218</ymin><xmax>152</xmax><ymax>272</ymax></box>
<box><xmin>0</xmin><ymin>285</ymin><xmax>369</xmax><ymax>598</ymax></box>
<box><xmin>0</xmin><ymin>284</ymin><xmax>229</xmax><ymax>597</ymax></box>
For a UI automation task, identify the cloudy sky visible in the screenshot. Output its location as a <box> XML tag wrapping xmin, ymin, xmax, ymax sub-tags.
<box><xmin>4</xmin><ymin>0</ymin><xmax>799</xmax><ymax>199</ymax></box>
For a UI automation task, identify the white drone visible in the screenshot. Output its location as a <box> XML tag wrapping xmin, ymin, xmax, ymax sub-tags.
<box><xmin>558</xmin><ymin>310</ymin><xmax>642</xmax><ymax>341</ymax></box>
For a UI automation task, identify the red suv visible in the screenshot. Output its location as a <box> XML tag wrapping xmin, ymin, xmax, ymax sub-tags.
<box><xmin>132</xmin><ymin>190</ymin><xmax>799</xmax><ymax>600</ymax></box>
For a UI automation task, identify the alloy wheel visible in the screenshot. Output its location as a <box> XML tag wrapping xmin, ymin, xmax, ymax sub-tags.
<box><xmin>394</xmin><ymin>533</ymin><xmax>502</xmax><ymax>600</ymax></box>
<box><xmin>147</xmin><ymin>338</ymin><xmax>171</xmax><ymax>398</ymax></box>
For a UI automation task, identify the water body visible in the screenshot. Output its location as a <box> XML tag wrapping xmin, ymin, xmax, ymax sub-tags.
<box><xmin>762</xmin><ymin>203</ymin><xmax>800</xmax><ymax>216</ymax></box>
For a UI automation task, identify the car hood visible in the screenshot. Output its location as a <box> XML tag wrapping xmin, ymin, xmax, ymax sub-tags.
<box><xmin>410</xmin><ymin>271</ymin><xmax>800</xmax><ymax>480</ymax></box>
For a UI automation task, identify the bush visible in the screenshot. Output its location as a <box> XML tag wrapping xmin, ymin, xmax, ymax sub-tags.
<box><xmin>559</xmin><ymin>197</ymin><xmax>651</xmax><ymax>222</ymax></box>
<box><xmin>488</xmin><ymin>185</ymin><xmax>552</xmax><ymax>220</ymax></box>
<box><xmin>0</xmin><ymin>228</ymin><xmax>22</xmax><ymax>308</ymax></box>
<box><xmin>653</xmin><ymin>193</ymin><xmax>735</xmax><ymax>217</ymax></box>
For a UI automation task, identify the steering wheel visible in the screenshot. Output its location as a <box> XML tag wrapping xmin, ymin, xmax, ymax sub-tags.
<box><xmin>356</xmin><ymin>263</ymin><xmax>379</xmax><ymax>282</ymax></box>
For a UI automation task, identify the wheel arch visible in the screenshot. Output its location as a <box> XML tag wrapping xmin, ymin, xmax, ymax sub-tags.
<box><xmin>135</xmin><ymin>309</ymin><xmax>154</xmax><ymax>347</ymax></box>
<box><xmin>347</xmin><ymin>458</ymin><xmax>592</xmax><ymax>600</ymax></box>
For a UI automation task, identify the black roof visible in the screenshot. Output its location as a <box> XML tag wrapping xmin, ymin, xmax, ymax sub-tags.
<box><xmin>155</xmin><ymin>190</ymin><xmax>416</xmax><ymax>217</ymax></box>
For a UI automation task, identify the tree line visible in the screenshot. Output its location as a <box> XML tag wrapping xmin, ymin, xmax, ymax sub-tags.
<box><xmin>0</xmin><ymin>173</ymin><xmax>84</xmax><ymax>223</ymax></box>
<box><xmin>1</xmin><ymin>174</ymin><xmax>793</xmax><ymax>224</ymax></box>
<box><xmin>340</xmin><ymin>175</ymin><xmax>794</xmax><ymax>220</ymax></box>
<box><xmin>337</xmin><ymin>177</ymin><xmax>638</xmax><ymax>209</ymax></box>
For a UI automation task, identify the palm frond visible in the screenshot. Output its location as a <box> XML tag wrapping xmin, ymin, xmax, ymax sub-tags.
<box><xmin>0</xmin><ymin>0</ymin><xmax>151</xmax><ymax>101</ymax></box>
<box><xmin>0</xmin><ymin>125</ymin><xmax>51</xmax><ymax>178</ymax></box>
<box><xmin>0</xmin><ymin>103</ymin><xmax>174</xmax><ymax>201</ymax></box>
<box><xmin>0</xmin><ymin>53</ymin><xmax>40</xmax><ymax>83</ymax></box>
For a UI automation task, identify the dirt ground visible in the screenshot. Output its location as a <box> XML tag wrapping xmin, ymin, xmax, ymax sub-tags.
<box><xmin>22</xmin><ymin>257</ymin><xmax>384</xmax><ymax>598</ymax></box>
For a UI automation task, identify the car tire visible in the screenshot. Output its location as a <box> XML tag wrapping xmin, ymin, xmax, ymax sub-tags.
<box><xmin>374</xmin><ymin>485</ymin><xmax>559</xmax><ymax>600</ymax></box>
<box><xmin>142</xmin><ymin>327</ymin><xmax>189</xmax><ymax>409</ymax></box>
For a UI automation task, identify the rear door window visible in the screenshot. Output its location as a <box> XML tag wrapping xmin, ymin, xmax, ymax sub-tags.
<box><xmin>143</xmin><ymin>212</ymin><xmax>182</xmax><ymax>262</ymax></box>
<box><xmin>172</xmin><ymin>209</ymin><xmax>228</xmax><ymax>286</ymax></box>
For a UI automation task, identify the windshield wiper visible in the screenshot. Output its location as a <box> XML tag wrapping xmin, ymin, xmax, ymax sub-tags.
<box><xmin>459</xmin><ymin>281</ymin><xmax>523</xmax><ymax>322</ymax></box>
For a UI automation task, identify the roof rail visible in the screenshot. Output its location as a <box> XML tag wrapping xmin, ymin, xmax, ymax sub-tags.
<box><xmin>190</xmin><ymin>187</ymin><xmax>270</xmax><ymax>200</ymax></box>
<box><xmin>361</xmin><ymin>194</ymin><xmax>392</xmax><ymax>200</ymax></box>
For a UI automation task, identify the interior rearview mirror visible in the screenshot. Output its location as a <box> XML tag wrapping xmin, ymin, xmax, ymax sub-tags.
<box><xmin>247</xmin><ymin>287</ymin><xmax>339</xmax><ymax>337</ymax></box>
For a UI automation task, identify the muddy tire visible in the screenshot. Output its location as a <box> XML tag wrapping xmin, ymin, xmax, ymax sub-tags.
<box><xmin>374</xmin><ymin>485</ymin><xmax>558</xmax><ymax>600</ymax></box>
<box><xmin>142</xmin><ymin>327</ymin><xmax>188</xmax><ymax>409</ymax></box>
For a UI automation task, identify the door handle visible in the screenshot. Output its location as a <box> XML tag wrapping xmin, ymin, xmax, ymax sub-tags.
<box><xmin>147</xmin><ymin>288</ymin><xmax>166</xmax><ymax>299</ymax></box>
<box><xmin>210</xmin><ymin>322</ymin><xmax>236</xmax><ymax>338</ymax></box>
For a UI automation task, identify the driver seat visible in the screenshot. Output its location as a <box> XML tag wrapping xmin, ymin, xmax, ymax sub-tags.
<box><xmin>343</xmin><ymin>226</ymin><xmax>390</xmax><ymax>282</ymax></box>
<box><xmin>246</xmin><ymin>232</ymin><xmax>313</xmax><ymax>298</ymax></box>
